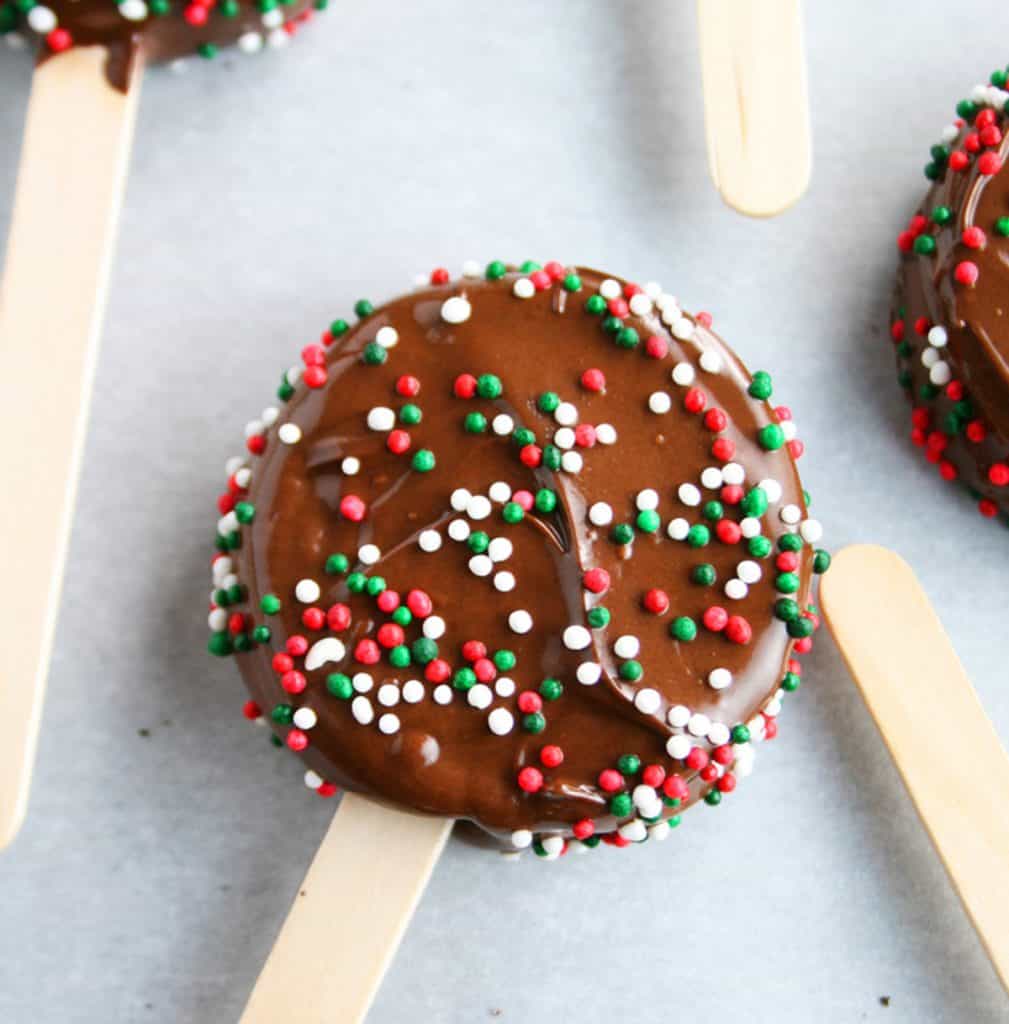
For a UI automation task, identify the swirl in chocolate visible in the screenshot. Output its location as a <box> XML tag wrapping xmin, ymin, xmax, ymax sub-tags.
<box><xmin>892</xmin><ymin>70</ymin><xmax>1009</xmax><ymax>521</ymax></box>
<box><xmin>208</xmin><ymin>262</ymin><xmax>828</xmax><ymax>857</ymax></box>
<box><xmin>0</xmin><ymin>0</ymin><xmax>322</xmax><ymax>89</ymax></box>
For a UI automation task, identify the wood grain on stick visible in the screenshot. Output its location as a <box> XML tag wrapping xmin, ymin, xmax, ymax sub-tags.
<box><xmin>0</xmin><ymin>48</ymin><xmax>141</xmax><ymax>849</ymax></box>
<box><xmin>821</xmin><ymin>545</ymin><xmax>1009</xmax><ymax>992</ymax></box>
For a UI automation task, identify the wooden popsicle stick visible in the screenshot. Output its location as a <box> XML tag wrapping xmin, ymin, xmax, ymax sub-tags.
<box><xmin>820</xmin><ymin>545</ymin><xmax>1009</xmax><ymax>992</ymax></box>
<box><xmin>0</xmin><ymin>49</ymin><xmax>142</xmax><ymax>850</ymax></box>
<box><xmin>241</xmin><ymin>793</ymin><xmax>452</xmax><ymax>1024</ymax></box>
<box><xmin>696</xmin><ymin>0</ymin><xmax>811</xmax><ymax>217</ymax></box>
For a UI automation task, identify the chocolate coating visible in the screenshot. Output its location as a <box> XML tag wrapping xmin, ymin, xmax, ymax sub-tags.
<box><xmin>892</xmin><ymin>79</ymin><xmax>1009</xmax><ymax>521</ymax></box>
<box><xmin>209</xmin><ymin>264</ymin><xmax>825</xmax><ymax>854</ymax></box>
<box><xmin>0</xmin><ymin>0</ymin><xmax>321</xmax><ymax>90</ymax></box>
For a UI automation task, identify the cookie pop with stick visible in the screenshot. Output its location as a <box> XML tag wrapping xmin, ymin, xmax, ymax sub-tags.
<box><xmin>0</xmin><ymin>0</ymin><xmax>326</xmax><ymax>849</ymax></box>
<box><xmin>207</xmin><ymin>261</ymin><xmax>829</xmax><ymax>1021</ymax></box>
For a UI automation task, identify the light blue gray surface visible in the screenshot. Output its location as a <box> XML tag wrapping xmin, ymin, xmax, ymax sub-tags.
<box><xmin>1</xmin><ymin>3</ymin><xmax>1007</xmax><ymax>1021</ymax></box>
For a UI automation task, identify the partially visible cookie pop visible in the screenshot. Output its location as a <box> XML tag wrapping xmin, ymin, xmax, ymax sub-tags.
<box><xmin>891</xmin><ymin>69</ymin><xmax>1009</xmax><ymax>524</ymax></box>
<box><xmin>0</xmin><ymin>2</ymin><xmax>327</xmax><ymax>849</ymax></box>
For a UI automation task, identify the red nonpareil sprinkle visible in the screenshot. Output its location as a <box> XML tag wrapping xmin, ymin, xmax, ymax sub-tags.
<box><xmin>979</xmin><ymin>152</ymin><xmax>1002</xmax><ymax>176</ymax></box>
<box><xmin>517</xmin><ymin>766</ymin><xmax>543</xmax><ymax>793</ymax></box>
<box><xmin>227</xmin><ymin>612</ymin><xmax>245</xmax><ymax>635</ymax></box>
<box><xmin>891</xmin><ymin>320</ymin><xmax>905</xmax><ymax>342</ymax></box>
<box><xmin>317</xmin><ymin>782</ymin><xmax>338</xmax><ymax>798</ymax></box>
<box><xmin>703</xmin><ymin>606</ymin><xmax>728</xmax><ymax>632</ymax></box>
<box><xmin>572</xmin><ymin>818</ymin><xmax>595</xmax><ymax>840</ymax></box>
<box><xmin>303</xmin><ymin>366</ymin><xmax>327</xmax><ymax>389</ymax></box>
<box><xmin>387</xmin><ymin>429</ymin><xmax>411</xmax><ymax>454</ymax></box>
<box><xmin>395</xmin><ymin>374</ymin><xmax>420</xmax><ymax>397</ymax></box>
<box><xmin>582</xmin><ymin>568</ymin><xmax>610</xmax><ymax>594</ymax></box>
<box><xmin>696</xmin><ymin>311</ymin><xmax>713</xmax><ymax>328</ymax></box>
<box><xmin>217</xmin><ymin>493</ymin><xmax>236</xmax><ymax>514</ymax></box>
<box><xmin>376</xmin><ymin>590</ymin><xmax>400</xmax><ymax>613</ymax></box>
<box><xmin>955</xmin><ymin>261</ymin><xmax>980</xmax><ymax>287</ymax></box>
<box><xmin>926</xmin><ymin>430</ymin><xmax>948</xmax><ymax>454</ymax></box>
<box><xmin>544</xmin><ymin>261</ymin><xmax>566</xmax><ymax>281</ymax></box>
<box><xmin>717</xmin><ymin>773</ymin><xmax>737</xmax><ymax>793</ymax></box>
<box><xmin>721</xmin><ymin>484</ymin><xmax>743</xmax><ymax>505</ymax></box>
<box><xmin>911</xmin><ymin>408</ymin><xmax>932</xmax><ymax>430</ymax></box>
<box><xmin>989</xmin><ymin>463</ymin><xmax>1009</xmax><ymax>486</ymax></box>
<box><xmin>642</xmin><ymin>588</ymin><xmax>669</xmax><ymax>614</ymax></box>
<box><xmin>598</xmin><ymin>769</ymin><xmax>624</xmax><ymax>792</ymax></box>
<box><xmin>794</xmin><ymin>636</ymin><xmax>813</xmax><ymax>655</ymax></box>
<box><xmin>939</xmin><ymin>460</ymin><xmax>958</xmax><ymax>481</ymax></box>
<box><xmin>981</xmin><ymin>124</ymin><xmax>1003</xmax><ymax>147</ymax></box>
<box><xmin>663</xmin><ymin>775</ymin><xmax>689</xmax><ymax>801</ymax></box>
<box><xmin>272</xmin><ymin>652</ymin><xmax>293</xmax><ymax>674</ymax></box>
<box><xmin>764</xmin><ymin>718</ymin><xmax>778</xmax><ymax>740</ymax></box>
<box><xmin>281</xmin><ymin>671</ymin><xmax>307</xmax><ymax>695</ymax></box>
<box><xmin>913</xmin><ymin>316</ymin><xmax>930</xmax><ymax>336</ymax></box>
<box><xmin>540</xmin><ymin>745</ymin><xmax>564</xmax><ymax>768</ymax></box>
<box><xmin>725</xmin><ymin>615</ymin><xmax>752</xmax><ymax>645</ymax></box>
<box><xmin>776</xmin><ymin>551</ymin><xmax>799</xmax><ymax>572</ymax></box>
<box><xmin>453</xmin><ymin>373</ymin><xmax>477</xmax><ymax>399</ymax></box>
<box><xmin>326</xmin><ymin>604</ymin><xmax>351</xmax><ymax>631</ymax></box>
<box><xmin>683</xmin><ymin>387</ymin><xmax>706</xmax><ymax>414</ymax></box>
<box><xmin>247</xmin><ymin>434</ymin><xmax>266</xmax><ymax>456</ymax></box>
<box><xmin>242</xmin><ymin>700</ymin><xmax>262</xmax><ymax>720</ymax></box>
<box><xmin>897</xmin><ymin>231</ymin><xmax>914</xmax><ymax>253</ymax></box>
<box><xmin>977</xmin><ymin>108</ymin><xmax>997</xmax><ymax>129</ymax></box>
<box><xmin>574</xmin><ymin>424</ymin><xmax>597</xmax><ymax>447</ymax></box>
<box><xmin>685</xmin><ymin>747</ymin><xmax>709</xmax><ymax>771</ymax></box>
<box><xmin>183</xmin><ymin>2</ymin><xmax>208</xmax><ymax>24</ymax></box>
<box><xmin>962</xmin><ymin>226</ymin><xmax>986</xmax><ymax>249</ymax></box>
<box><xmin>519</xmin><ymin>444</ymin><xmax>542</xmax><ymax>467</ymax></box>
<box><xmin>979</xmin><ymin>498</ymin><xmax>998</xmax><ymax>518</ymax></box>
<box><xmin>966</xmin><ymin>420</ymin><xmax>987</xmax><ymax>443</ymax></box>
<box><xmin>945</xmin><ymin>381</ymin><xmax>964</xmax><ymax>401</ymax></box>
<box><xmin>512</xmin><ymin>490</ymin><xmax>534</xmax><ymax>511</ymax></box>
<box><xmin>302</xmin><ymin>344</ymin><xmax>325</xmax><ymax>366</ymax></box>
<box><xmin>580</xmin><ymin>367</ymin><xmax>606</xmax><ymax>392</ymax></box>
<box><xmin>376</xmin><ymin>623</ymin><xmax>404</xmax><ymax>648</ymax></box>
<box><xmin>461</xmin><ymin>640</ymin><xmax>487</xmax><ymax>662</ymax></box>
<box><xmin>473</xmin><ymin>658</ymin><xmax>496</xmax><ymax>682</ymax></box>
<box><xmin>517</xmin><ymin>691</ymin><xmax>542</xmax><ymax>714</ymax></box>
<box><xmin>301</xmin><ymin>607</ymin><xmax>325</xmax><ymax>631</ymax></box>
<box><xmin>607</xmin><ymin>297</ymin><xmax>629</xmax><ymax>319</ymax></box>
<box><xmin>354</xmin><ymin>639</ymin><xmax>381</xmax><ymax>665</ymax></box>
<box><xmin>644</xmin><ymin>334</ymin><xmax>668</xmax><ymax>359</ymax></box>
<box><xmin>406</xmin><ymin>589</ymin><xmax>432</xmax><ymax>617</ymax></box>
<box><xmin>642</xmin><ymin>764</ymin><xmax>665</xmax><ymax>787</ymax></box>
<box><xmin>286</xmin><ymin>729</ymin><xmax>309</xmax><ymax>752</ymax></box>
<box><xmin>711</xmin><ymin>437</ymin><xmax>736</xmax><ymax>462</ymax></box>
<box><xmin>949</xmin><ymin>150</ymin><xmax>969</xmax><ymax>172</ymax></box>
<box><xmin>964</xmin><ymin>131</ymin><xmax>981</xmax><ymax>153</ymax></box>
<box><xmin>286</xmin><ymin>635</ymin><xmax>308</xmax><ymax>657</ymax></box>
<box><xmin>46</xmin><ymin>28</ymin><xmax>72</xmax><ymax>51</ymax></box>
<box><xmin>712</xmin><ymin>744</ymin><xmax>733</xmax><ymax>766</ymax></box>
<box><xmin>704</xmin><ymin>408</ymin><xmax>728</xmax><ymax>432</ymax></box>
<box><xmin>715</xmin><ymin>519</ymin><xmax>741</xmax><ymax>544</ymax></box>
<box><xmin>425</xmin><ymin>659</ymin><xmax>451</xmax><ymax>683</ymax></box>
<box><xmin>623</xmin><ymin>282</ymin><xmax>642</xmax><ymax>298</ymax></box>
<box><xmin>530</xmin><ymin>270</ymin><xmax>552</xmax><ymax>291</ymax></box>
<box><xmin>699</xmin><ymin>763</ymin><xmax>718</xmax><ymax>783</ymax></box>
<box><xmin>787</xmin><ymin>439</ymin><xmax>805</xmax><ymax>460</ymax></box>
<box><xmin>430</xmin><ymin>267</ymin><xmax>450</xmax><ymax>285</ymax></box>
<box><xmin>340</xmin><ymin>495</ymin><xmax>367</xmax><ymax>521</ymax></box>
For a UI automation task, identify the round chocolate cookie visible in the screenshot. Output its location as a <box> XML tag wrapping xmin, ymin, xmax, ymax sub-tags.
<box><xmin>207</xmin><ymin>261</ymin><xmax>828</xmax><ymax>858</ymax></box>
<box><xmin>0</xmin><ymin>0</ymin><xmax>323</xmax><ymax>88</ymax></box>
<box><xmin>892</xmin><ymin>69</ymin><xmax>1009</xmax><ymax>523</ymax></box>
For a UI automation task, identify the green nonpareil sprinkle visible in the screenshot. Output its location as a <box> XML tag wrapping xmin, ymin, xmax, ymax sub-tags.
<box><xmin>585</xmin><ymin>295</ymin><xmax>606</xmax><ymax>315</ymax></box>
<box><xmin>539</xmin><ymin>678</ymin><xmax>563</xmax><ymax>700</ymax></box>
<box><xmin>534</xmin><ymin>488</ymin><xmax>558</xmax><ymax>513</ymax></box>
<box><xmin>362</xmin><ymin>342</ymin><xmax>386</xmax><ymax>365</ymax></box>
<box><xmin>617</xmin><ymin>754</ymin><xmax>641</xmax><ymax>776</ymax></box>
<box><xmin>537</xmin><ymin>391</ymin><xmax>560</xmax><ymax>413</ymax></box>
<box><xmin>411</xmin><ymin>449</ymin><xmax>436</xmax><ymax>472</ymax></box>
<box><xmin>325</xmin><ymin>553</ymin><xmax>349</xmax><ymax>575</ymax></box>
<box><xmin>522</xmin><ymin>712</ymin><xmax>546</xmax><ymax>734</ymax></box>
<box><xmin>587</xmin><ymin>606</ymin><xmax>610</xmax><ymax>628</ymax></box>
<box><xmin>494</xmin><ymin>649</ymin><xmax>516</xmax><ymax>671</ymax></box>
<box><xmin>670</xmin><ymin>616</ymin><xmax>697</xmax><ymax>642</ymax></box>
<box><xmin>610</xmin><ymin>522</ymin><xmax>634</xmax><ymax>545</ymax></box>
<box><xmin>468</xmin><ymin>531</ymin><xmax>489</xmax><ymax>554</ymax></box>
<box><xmin>562</xmin><ymin>273</ymin><xmax>582</xmax><ymax>292</ymax></box>
<box><xmin>748</xmin><ymin>371</ymin><xmax>773</xmax><ymax>400</ymax></box>
<box><xmin>618</xmin><ymin>660</ymin><xmax>642</xmax><ymax>681</ymax></box>
<box><xmin>327</xmin><ymin>673</ymin><xmax>353</xmax><ymax>699</ymax></box>
<box><xmin>464</xmin><ymin>411</ymin><xmax>488</xmax><ymax>433</ymax></box>
<box><xmin>354</xmin><ymin>299</ymin><xmax>375</xmax><ymax>318</ymax></box>
<box><xmin>485</xmin><ymin>260</ymin><xmax>507</xmax><ymax>281</ymax></box>
<box><xmin>691</xmin><ymin>563</ymin><xmax>716</xmax><ymax>586</ymax></box>
<box><xmin>502</xmin><ymin>501</ymin><xmax>524</xmax><ymax>524</ymax></box>
<box><xmin>636</xmin><ymin>509</ymin><xmax>660</xmax><ymax>533</ymax></box>
<box><xmin>261</xmin><ymin>593</ymin><xmax>281</xmax><ymax>614</ymax></box>
<box><xmin>477</xmin><ymin>374</ymin><xmax>503</xmax><ymax>399</ymax></box>
<box><xmin>399</xmin><ymin>404</ymin><xmax>422</xmax><ymax>425</ymax></box>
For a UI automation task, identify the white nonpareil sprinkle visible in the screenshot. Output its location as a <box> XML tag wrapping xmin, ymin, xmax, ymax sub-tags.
<box><xmin>700</xmin><ymin>467</ymin><xmax>723</xmax><ymax>490</ymax></box>
<box><xmin>800</xmin><ymin>518</ymin><xmax>823</xmax><ymax>543</ymax></box>
<box><xmin>293</xmin><ymin>707</ymin><xmax>318</xmax><ymax>730</ymax></box>
<box><xmin>554</xmin><ymin>427</ymin><xmax>575</xmax><ymax>450</ymax></box>
<box><xmin>447</xmin><ymin>519</ymin><xmax>470</xmax><ymax>542</ymax></box>
<box><xmin>930</xmin><ymin>361</ymin><xmax>952</xmax><ymax>386</ymax></box>
<box><xmin>378</xmin><ymin>713</ymin><xmax>400</xmax><ymax>735</ymax></box>
<box><xmin>561</xmin><ymin>451</ymin><xmax>583</xmax><ymax>473</ymax></box>
<box><xmin>118</xmin><ymin>0</ymin><xmax>147</xmax><ymax>17</ymax></box>
<box><xmin>493</xmin><ymin>572</ymin><xmax>516</xmax><ymax>592</ymax></box>
<box><xmin>423</xmin><ymin>615</ymin><xmax>446</xmax><ymax>639</ymax></box>
<box><xmin>488</xmin><ymin>537</ymin><xmax>513</xmax><ymax>562</ymax></box>
<box><xmin>509</xmin><ymin>610</ymin><xmax>533</xmax><ymax>634</ymax></box>
<box><xmin>467</xmin><ymin>495</ymin><xmax>492</xmax><ymax>520</ymax></box>
<box><xmin>765</xmin><ymin>695</ymin><xmax>783</xmax><ymax>717</ymax></box>
<box><xmin>722</xmin><ymin>462</ymin><xmax>745</xmax><ymax>486</ymax></box>
<box><xmin>238</xmin><ymin>31</ymin><xmax>264</xmax><ymax>52</ymax></box>
<box><xmin>666</xmin><ymin>734</ymin><xmax>692</xmax><ymax>759</ymax></box>
<box><xmin>921</xmin><ymin>346</ymin><xmax>940</xmax><ymax>369</ymax></box>
<box><xmin>555</xmin><ymin>402</ymin><xmax>579</xmax><ymax>426</ymax></box>
<box><xmin>632</xmin><ymin>784</ymin><xmax>658</xmax><ymax>811</ymax></box>
<box><xmin>488</xmin><ymin>481</ymin><xmax>512</xmax><ymax>503</ymax></box>
<box><xmin>495</xmin><ymin>677</ymin><xmax>516</xmax><ymax>697</ymax></box>
<box><xmin>295</xmin><ymin>578</ymin><xmax>321</xmax><ymax>604</ymax></box>
<box><xmin>488</xmin><ymin>707</ymin><xmax>515</xmax><ymax>735</ymax></box>
<box><xmin>649</xmin><ymin>821</ymin><xmax>671</xmax><ymax>842</ymax></box>
<box><xmin>576</xmin><ymin>662</ymin><xmax>601</xmax><ymax>685</ymax></box>
<box><xmin>513</xmin><ymin>278</ymin><xmax>535</xmax><ymax>299</ymax></box>
<box><xmin>450</xmin><ymin>488</ymin><xmax>471</xmax><ymax>511</ymax></box>
<box><xmin>304</xmin><ymin>770</ymin><xmax>323</xmax><ymax>790</ymax></box>
<box><xmin>725</xmin><ymin>579</ymin><xmax>748</xmax><ymax>600</ymax></box>
<box><xmin>636</xmin><ymin>488</ymin><xmax>659</xmax><ymax>511</ymax></box>
<box><xmin>688</xmin><ymin>712</ymin><xmax>711</xmax><ymax>737</ymax></box>
<box><xmin>377</xmin><ymin>684</ymin><xmax>400</xmax><ymax>707</ymax></box>
<box><xmin>418</xmin><ymin>529</ymin><xmax>442</xmax><ymax>553</ymax></box>
<box><xmin>225</xmin><ymin>455</ymin><xmax>245</xmax><ymax>476</ymax></box>
<box><xmin>667</xmin><ymin>704</ymin><xmax>691</xmax><ymax>728</ymax></box>
<box><xmin>629</xmin><ymin>293</ymin><xmax>652</xmax><ymax>316</ymax></box>
<box><xmin>358</xmin><ymin>544</ymin><xmax>381</xmax><ymax>566</ymax></box>
<box><xmin>352</xmin><ymin>672</ymin><xmax>374</xmax><ymax>693</ymax></box>
<box><xmin>366</xmin><ymin>406</ymin><xmax>395</xmax><ymax>432</ymax></box>
<box><xmin>678</xmin><ymin>483</ymin><xmax>702</xmax><ymax>507</ymax></box>
<box><xmin>633</xmin><ymin>688</ymin><xmax>661</xmax><ymax>714</ymax></box>
<box><xmin>341</xmin><ymin>457</ymin><xmax>360</xmax><ymax>475</ymax></box>
<box><xmin>304</xmin><ymin>638</ymin><xmax>346</xmax><ymax>672</ymax></box>
<box><xmin>599</xmin><ymin>278</ymin><xmax>621</xmax><ymax>299</ymax></box>
<box><xmin>375</xmin><ymin>325</ymin><xmax>399</xmax><ymax>348</ymax></box>
<box><xmin>433</xmin><ymin>685</ymin><xmax>453</xmax><ymax>705</ymax></box>
<box><xmin>492</xmin><ymin>414</ymin><xmax>514</xmax><ymax>436</ymax></box>
<box><xmin>613</xmin><ymin>634</ymin><xmax>640</xmax><ymax>659</ymax></box>
<box><xmin>462</xmin><ymin>260</ymin><xmax>482</xmax><ymax>278</ymax></box>
<box><xmin>671</xmin><ymin>362</ymin><xmax>696</xmax><ymax>387</ymax></box>
<box><xmin>589</xmin><ymin>502</ymin><xmax>613</xmax><ymax>527</ymax></box>
<box><xmin>595</xmin><ymin>423</ymin><xmax>617</xmax><ymax>445</ymax></box>
<box><xmin>402</xmin><ymin>680</ymin><xmax>425</xmax><ymax>704</ymax></box>
<box><xmin>708</xmin><ymin>668</ymin><xmax>733</xmax><ymax>690</ymax></box>
<box><xmin>563</xmin><ymin>625</ymin><xmax>591</xmax><ymax>650</ymax></box>
<box><xmin>511</xmin><ymin>829</ymin><xmax>533</xmax><ymax>849</ymax></box>
<box><xmin>758</xmin><ymin>478</ymin><xmax>783</xmax><ymax>504</ymax></box>
<box><xmin>667</xmin><ymin>517</ymin><xmax>690</xmax><ymax>541</ymax></box>
<box><xmin>740</xmin><ymin>517</ymin><xmax>761</xmax><ymax>538</ymax></box>
<box><xmin>351</xmin><ymin>696</ymin><xmax>374</xmax><ymax>725</ymax></box>
<box><xmin>648</xmin><ymin>392</ymin><xmax>672</xmax><ymax>414</ymax></box>
<box><xmin>219</xmin><ymin>511</ymin><xmax>238</xmax><ymax>534</ymax></box>
<box><xmin>261</xmin><ymin>8</ymin><xmax>283</xmax><ymax>27</ymax></box>
<box><xmin>467</xmin><ymin>684</ymin><xmax>493</xmax><ymax>710</ymax></box>
<box><xmin>672</xmin><ymin>317</ymin><xmax>694</xmax><ymax>340</ymax></box>
<box><xmin>928</xmin><ymin>325</ymin><xmax>948</xmax><ymax>347</ymax></box>
<box><xmin>699</xmin><ymin>349</ymin><xmax>723</xmax><ymax>374</ymax></box>
<box><xmin>27</xmin><ymin>6</ymin><xmax>56</xmax><ymax>31</ymax></box>
<box><xmin>619</xmin><ymin>820</ymin><xmax>647</xmax><ymax>843</ymax></box>
<box><xmin>735</xmin><ymin>744</ymin><xmax>756</xmax><ymax>778</ymax></box>
<box><xmin>440</xmin><ymin>296</ymin><xmax>472</xmax><ymax>324</ymax></box>
<box><xmin>781</xmin><ymin>421</ymin><xmax>798</xmax><ymax>442</ymax></box>
<box><xmin>469</xmin><ymin>554</ymin><xmax>493</xmax><ymax>578</ymax></box>
<box><xmin>780</xmin><ymin>504</ymin><xmax>802</xmax><ymax>525</ymax></box>
<box><xmin>737</xmin><ymin>560</ymin><xmax>762</xmax><ymax>584</ymax></box>
<box><xmin>208</xmin><ymin>609</ymin><xmax>227</xmax><ymax>631</ymax></box>
<box><xmin>708</xmin><ymin>722</ymin><xmax>731</xmax><ymax>746</ymax></box>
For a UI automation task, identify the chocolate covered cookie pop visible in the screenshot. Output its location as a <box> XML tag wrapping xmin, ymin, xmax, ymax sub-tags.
<box><xmin>892</xmin><ymin>70</ymin><xmax>1009</xmax><ymax>523</ymax></box>
<box><xmin>0</xmin><ymin>0</ymin><xmax>323</xmax><ymax>87</ymax></box>
<box><xmin>208</xmin><ymin>262</ymin><xmax>828</xmax><ymax>857</ymax></box>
